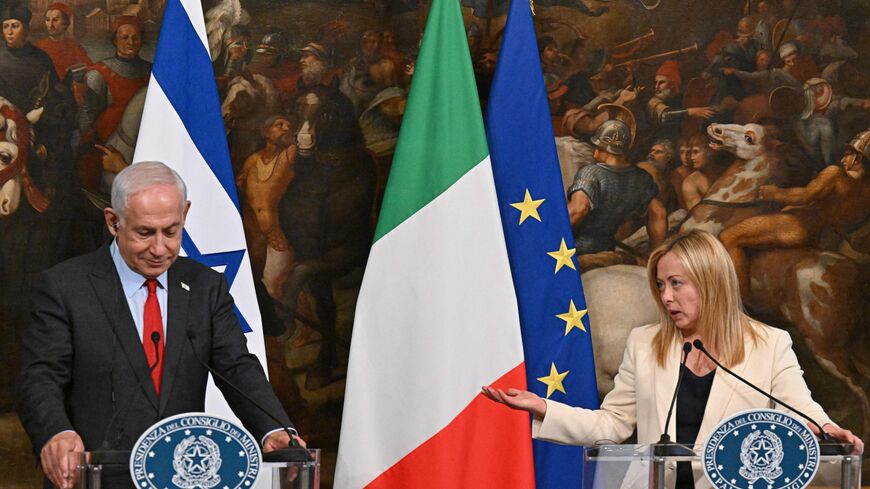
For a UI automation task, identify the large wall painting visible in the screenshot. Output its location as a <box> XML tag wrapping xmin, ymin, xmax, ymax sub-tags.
<box><xmin>0</xmin><ymin>0</ymin><xmax>867</xmax><ymax>486</ymax></box>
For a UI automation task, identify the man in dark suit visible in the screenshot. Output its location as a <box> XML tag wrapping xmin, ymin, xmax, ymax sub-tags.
<box><xmin>17</xmin><ymin>161</ymin><xmax>304</xmax><ymax>488</ymax></box>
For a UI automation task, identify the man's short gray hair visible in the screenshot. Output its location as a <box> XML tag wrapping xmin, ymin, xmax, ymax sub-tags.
<box><xmin>111</xmin><ymin>161</ymin><xmax>187</xmax><ymax>222</ymax></box>
<box><xmin>652</xmin><ymin>138</ymin><xmax>675</xmax><ymax>161</ymax></box>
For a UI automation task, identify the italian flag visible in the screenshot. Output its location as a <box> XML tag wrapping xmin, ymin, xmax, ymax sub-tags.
<box><xmin>333</xmin><ymin>0</ymin><xmax>535</xmax><ymax>486</ymax></box>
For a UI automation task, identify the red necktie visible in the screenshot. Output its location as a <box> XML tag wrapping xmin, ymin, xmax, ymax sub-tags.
<box><xmin>143</xmin><ymin>278</ymin><xmax>164</xmax><ymax>396</ymax></box>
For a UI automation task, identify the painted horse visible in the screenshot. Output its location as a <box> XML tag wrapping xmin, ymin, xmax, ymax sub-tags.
<box><xmin>682</xmin><ymin>122</ymin><xmax>870</xmax><ymax>435</ymax></box>
<box><xmin>221</xmin><ymin>73</ymin><xmax>280</xmax><ymax>174</ymax></box>
<box><xmin>0</xmin><ymin>97</ymin><xmax>46</xmax><ymax>217</ymax></box>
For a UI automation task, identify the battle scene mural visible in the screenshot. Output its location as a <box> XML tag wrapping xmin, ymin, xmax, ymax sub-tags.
<box><xmin>0</xmin><ymin>0</ymin><xmax>868</xmax><ymax>486</ymax></box>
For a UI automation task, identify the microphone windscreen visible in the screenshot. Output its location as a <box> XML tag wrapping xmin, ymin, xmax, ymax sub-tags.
<box><xmin>692</xmin><ymin>339</ymin><xmax>704</xmax><ymax>350</ymax></box>
<box><xmin>683</xmin><ymin>342</ymin><xmax>692</xmax><ymax>353</ymax></box>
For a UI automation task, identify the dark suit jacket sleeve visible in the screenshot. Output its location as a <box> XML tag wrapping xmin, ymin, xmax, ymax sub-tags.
<box><xmin>17</xmin><ymin>271</ymin><xmax>77</xmax><ymax>452</ymax></box>
<box><xmin>206</xmin><ymin>273</ymin><xmax>294</xmax><ymax>442</ymax></box>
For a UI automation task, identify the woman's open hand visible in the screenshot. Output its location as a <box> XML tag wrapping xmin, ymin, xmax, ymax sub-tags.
<box><xmin>481</xmin><ymin>386</ymin><xmax>548</xmax><ymax>420</ymax></box>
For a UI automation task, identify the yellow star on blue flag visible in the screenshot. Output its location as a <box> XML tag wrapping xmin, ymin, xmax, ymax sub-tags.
<box><xmin>556</xmin><ymin>299</ymin><xmax>588</xmax><ymax>335</ymax></box>
<box><xmin>510</xmin><ymin>189</ymin><xmax>545</xmax><ymax>224</ymax></box>
<box><xmin>547</xmin><ymin>238</ymin><xmax>576</xmax><ymax>273</ymax></box>
<box><xmin>537</xmin><ymin>363</ymin><xmax>569</xmax><ymax>398</ymax></box>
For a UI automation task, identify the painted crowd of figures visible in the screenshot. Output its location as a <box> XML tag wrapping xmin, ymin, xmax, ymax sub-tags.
<box><xmin>0</xmin><ymin>0</ymin><xmax>867</xmax><ymax>483</ymax></box>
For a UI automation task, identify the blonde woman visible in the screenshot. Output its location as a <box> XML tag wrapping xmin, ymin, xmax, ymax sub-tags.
<box><xmin>483</xmin><ymin>229</ymin><xmax>861</xmax><ymax>488</ymax></box>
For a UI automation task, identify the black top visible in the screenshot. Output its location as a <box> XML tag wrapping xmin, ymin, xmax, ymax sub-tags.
<box><xmin>675</xmin><ymin>365</ymin><xmax>716</xmax><ymax>489</ymax></box>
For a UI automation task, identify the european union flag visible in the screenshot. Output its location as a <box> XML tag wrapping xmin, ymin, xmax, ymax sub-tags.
<box><xmin>485</xmin><ymin>0</ymin><xmax>600</xmax><ymax>487</ymax></box>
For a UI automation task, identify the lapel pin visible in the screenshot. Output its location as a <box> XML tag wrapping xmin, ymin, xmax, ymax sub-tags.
<box><xmin>180</xmin><ymin>282</ymin><xmax>190</xmax><ymax>291</ymax></box>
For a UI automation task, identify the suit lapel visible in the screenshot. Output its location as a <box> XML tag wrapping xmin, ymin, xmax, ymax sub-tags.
<box><xmin>159</xmin><ymin>264</ymin><xmax>190</xmax><ymax>415</ymax></box>
<box><xmin>89</xmin><ymin>245</ymin><xmax>159</xmax><ymax>411</ymax></box>
<box><xmin>654</xmin><ymin>339</ymin><xmax>682</xmax><ymax>440</ymax></box>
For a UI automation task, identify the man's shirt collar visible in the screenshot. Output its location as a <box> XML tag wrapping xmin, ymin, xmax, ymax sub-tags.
<box><xmin>110</xmin><ymin>240</ymin><xmax>168</xmax><ymax>296</ymax></box>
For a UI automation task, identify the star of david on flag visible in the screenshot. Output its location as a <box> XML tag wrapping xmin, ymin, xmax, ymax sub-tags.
<box><xmin>134</xmin><ymin>0</ymin><xmax>262</xmax><ymax>340</ymax></box>
<box><xmin>133</xmin><ymin>2</ymin><xmax>270</xmax><ymax>485</ymax></box>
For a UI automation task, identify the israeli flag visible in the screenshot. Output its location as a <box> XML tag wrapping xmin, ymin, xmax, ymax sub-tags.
<box><xmin>133</xmin><ymin>1</ymin><xmax>270</xmax><ymax>485</ymax></box>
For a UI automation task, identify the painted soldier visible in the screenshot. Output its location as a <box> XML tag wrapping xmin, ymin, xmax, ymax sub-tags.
<box><xmin>647</xmin><ymin>60</ymin><xmax>714</xmax><ymax>142</ymax></box>
<box><xmin>247</xmin><ymin>29</ymin><xmax>300</xmax><ymax>102</ymax></box>
<box><xmin>778</xmin><ymin>41</ymin><xmax>819</xmax><ymax>83</ymax></box>
<box><xmin>707</xmin><ymin>17</ymin><xmax>760</xmax><ymax>102</ymax></box>
<box><xmin>83</xmin><ymin>16</ymin><xmax>151</xmax><ymax>144</ymax></box>
<box><xmin>340</xmin><ymin>30</ymin><xmax>384</xmax><ymax>114</ymax></box>
<box><xmin>567</xmin><ymin>119</ymin><xmax>666</xmax><ymax>256</ymax></box>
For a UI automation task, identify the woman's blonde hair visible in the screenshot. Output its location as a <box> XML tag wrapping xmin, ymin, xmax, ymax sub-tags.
<box><xmin>647</xmin><ymin>229</ymin><xmax>762</xmax><ymax>368</ymax></box>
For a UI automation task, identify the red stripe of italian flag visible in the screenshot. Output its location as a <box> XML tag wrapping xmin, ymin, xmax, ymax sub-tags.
<box><xmin>333</xmin><ymin>0</ymin><xmax>535</xmax><ymax>486</ymax></box>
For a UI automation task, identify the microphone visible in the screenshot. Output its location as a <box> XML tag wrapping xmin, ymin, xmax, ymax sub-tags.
<box><xmin>654</xmin><ymin>342</ymin><xmax>695</xmax><ymax>456</ymax></box>
<box><xmin>97</xmin><ymin>331</ymin><xmax>162</xmax><ymax>458</ymax></box>
<box><xmin>186</xmin><ymin>332</ymin><xmax>310</xmax><ymax>462</ymax></box>
<box><xmin>151</xmin><ymin>331</ymin><xmax>161</xmax><ymax>361</ymax></box>
<box><xmin>692</xmin><ymin>339</ymin><xmax>846</xmax><ymax>456</ymax></box>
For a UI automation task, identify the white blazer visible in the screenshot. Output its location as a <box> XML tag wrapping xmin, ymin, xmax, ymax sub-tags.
<box><xmin>532</xmin><ymin>321</ymin><xmax>833</xmax><ymax>489</ymax></box>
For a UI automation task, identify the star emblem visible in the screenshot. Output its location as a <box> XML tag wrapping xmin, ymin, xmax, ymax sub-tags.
<box><xmin>182</xmin><ymin>231</ymin><xmax>252</xmax><ymax>332</ymax></box>
<box><xmin>547</xmin><ymin>238</ymin><xmax>577</xmax><ymax>273</ymax></box>
<box><xmin>537</xmin><ymin>363</ymin><xmax>569</xmax><ymax>398</ymax></box>
<box><xmin>510</xmin><ymin>189</ymin><xmax>545</xmax><ymax>224</ymax></box>
<box><xmin>748</xmin><ymin>437</ymin><xmax>776</xmax><ymax>466</ymax></box>
<box><xmin>182</xmin><ymin>444</ymin><xmax>213</xmax><ymax>475</ymax></box>
<box><xmin>556</xmin><ymin>299</ymin><xmax>587</xmax><ymax>335</ymax></box>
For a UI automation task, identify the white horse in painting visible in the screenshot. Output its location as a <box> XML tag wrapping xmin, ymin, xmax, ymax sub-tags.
<box><xmin>0</xmin><ymin>97</ymin><xmax>45</xmax><ymax>217</ymax></box>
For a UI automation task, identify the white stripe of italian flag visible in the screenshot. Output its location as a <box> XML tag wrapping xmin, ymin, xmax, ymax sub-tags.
<box><xmin>333</xmin><ymin>0</ymin><xmax>535</xmax><ymax>487</ymax></box>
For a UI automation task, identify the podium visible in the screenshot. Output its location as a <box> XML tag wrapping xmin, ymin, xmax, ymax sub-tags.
<box><xmin>71</xmin><ymin>449</ymin><xmax>321</xmax><ymax>488</ymax></box>
<box><xmin>583</xmin><ymin>444</ymin><xmax>861</xmax><ymax>489</ymax></box>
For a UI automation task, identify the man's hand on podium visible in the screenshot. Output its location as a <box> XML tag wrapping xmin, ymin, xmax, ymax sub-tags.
<box><xmin>41</xmin><ymin>431</ymin><xmax>84</xmax><ymax>489</ymax></box>
<box><xmin>263</xmin><ymin>431</ymin><xmax>308</xmax><ymax>483</ymax></box>
<box><xmin>263</xmin><ymin>430</ymin><xmax>307</xmax><ymax>451</ymax></box>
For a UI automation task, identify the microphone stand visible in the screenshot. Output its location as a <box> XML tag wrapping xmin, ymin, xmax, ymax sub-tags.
<box><xmin>187</xmin><ymin>333</ymin><xmax>312</xmax><ymax>462</ymax></box>
<box><xmin>692</xmin><ymin>339</ymin><xmax>849</xmax><ymax>456</ymax></box>
<box><xmin>92</xmin><ymin>332</ymin><xmax>163</xmax><ymax>465</ymax></box>
<box><xmin>654</xmin><ymin>342</ymin><xmax>695</xmax><ymax>457</ymax></box>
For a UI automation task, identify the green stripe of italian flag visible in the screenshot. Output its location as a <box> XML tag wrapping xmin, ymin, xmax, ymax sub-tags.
<box><xmin>333</xmin><ymin>0</ymin><xmax>535</xmax><ymax>487</ymax></box>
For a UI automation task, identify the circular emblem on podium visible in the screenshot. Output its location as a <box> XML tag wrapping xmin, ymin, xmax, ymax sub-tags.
<box><xmin>702</xmin><ymin>409</ymin><xmax>819</xmax><ymax>489</ymax></box>
<box><xmin>130</xmin><ymin>413</ymin><xmax>262</xmax><ymax>489</ymax></box>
